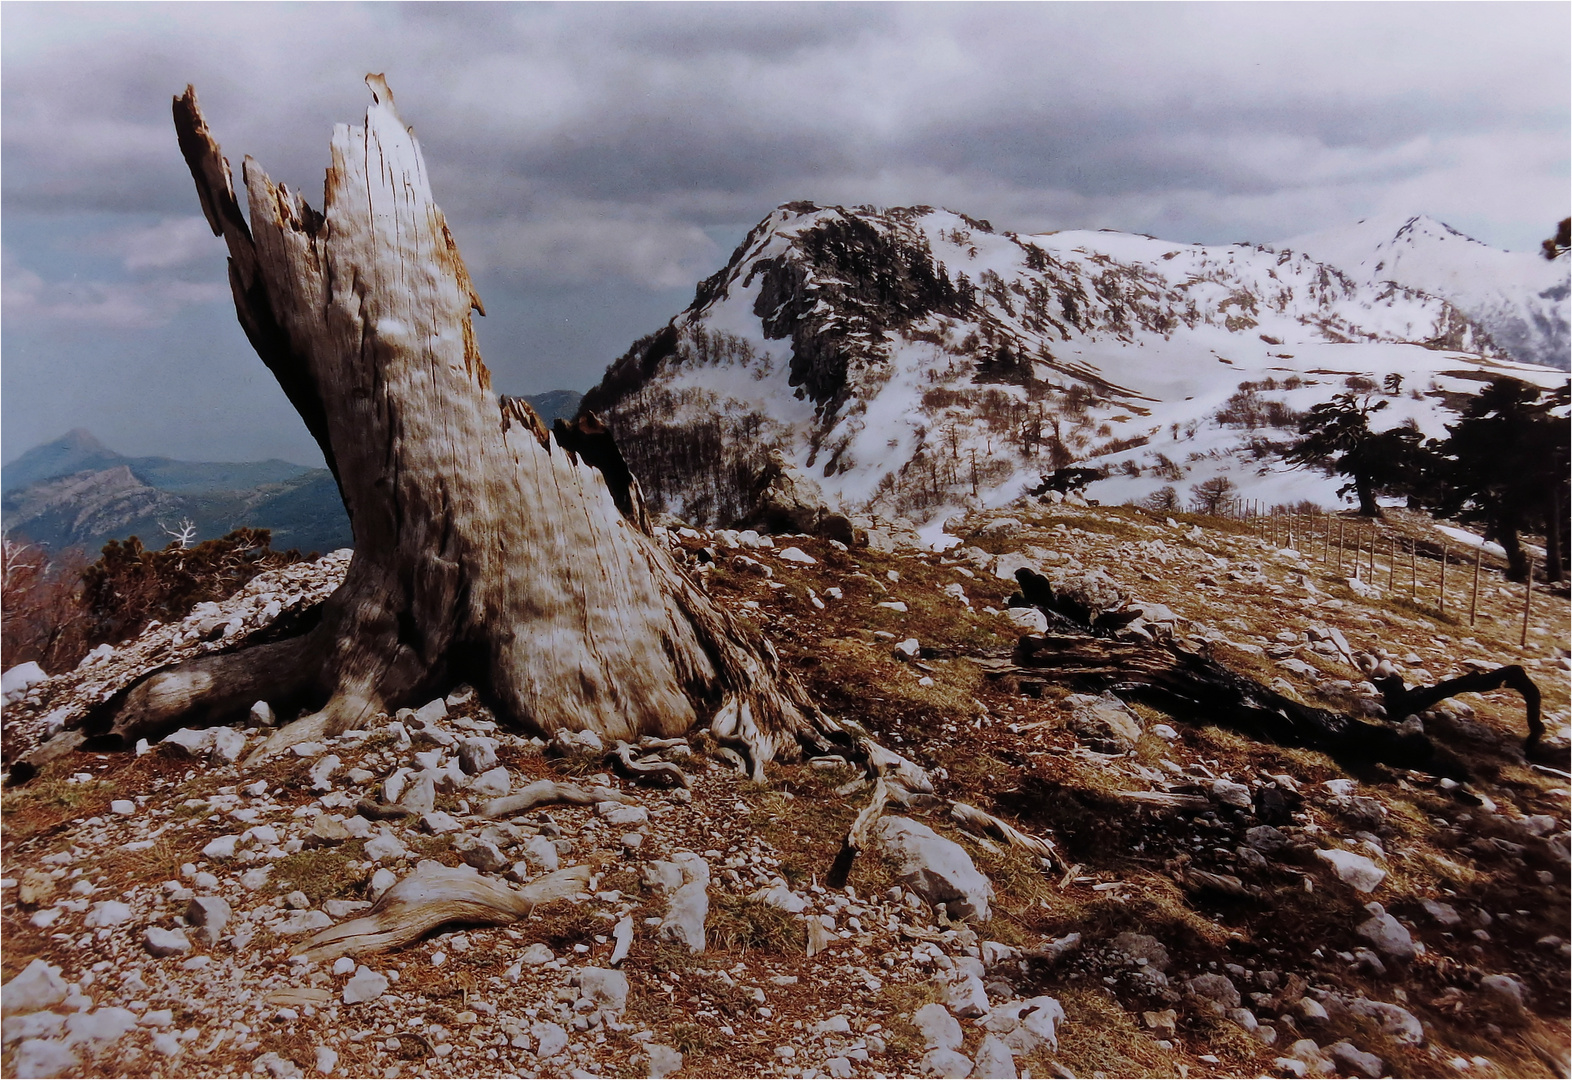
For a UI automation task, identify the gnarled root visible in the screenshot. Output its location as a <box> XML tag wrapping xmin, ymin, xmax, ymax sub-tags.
<box><xmin>295</xmin><ymin>862</ymin><xmax>592</xmax><ymax>962</ymax></box>
<box><xmin>481</xmin><ymin>779</ymin><xmax>635</xmax><ymax>819</ymax></box>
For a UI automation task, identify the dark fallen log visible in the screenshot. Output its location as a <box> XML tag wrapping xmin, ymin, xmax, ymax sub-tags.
<box><xmin>1001</xmin><ymin>632</ymin><xmax>1449</xmax><ymax>774</ymax></box>
<box><xmin>1000</xmin><ymin>567</ymin><xmax>1545</xmax><ymax>774</ymax></box>
<box><xmin>1375</xmin><ymin>667</ymin><xmax>1542</xmax><ymax>752</ymax></box>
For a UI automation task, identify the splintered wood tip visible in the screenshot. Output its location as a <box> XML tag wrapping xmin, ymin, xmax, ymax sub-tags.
<box><xmin>365</xmin><ymin>73</ymin><xmax>395</xmax><ymax>108</ymax></box>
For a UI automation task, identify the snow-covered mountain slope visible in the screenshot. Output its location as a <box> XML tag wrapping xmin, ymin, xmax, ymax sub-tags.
<box><xmin>1280</xmin><ymin>215</ymin><xmax>1570</xmax><ymax>371</ymax></box>
<box><xmin>586</xmin><ymin>203</ymin><xmax>1566</xmax><ymax>528</ymax></box>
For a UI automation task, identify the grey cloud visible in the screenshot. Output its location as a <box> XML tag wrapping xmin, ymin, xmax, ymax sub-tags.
<box><xmin>2</xmin><ymin>2</ymin><xmax>1566</xmax><ymax>466</ymax></box>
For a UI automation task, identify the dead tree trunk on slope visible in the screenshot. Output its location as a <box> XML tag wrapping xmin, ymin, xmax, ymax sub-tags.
<box><xmin>112</xmin><ymin>79</ymin><xmax>846</xmax><ymax>774</ymax></box>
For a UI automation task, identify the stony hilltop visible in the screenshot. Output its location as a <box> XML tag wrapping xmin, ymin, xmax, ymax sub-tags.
<box><xmin>3</xmin><ymin>497</ymin><xmax>1567</xmax><ymax>1079</ymax></box>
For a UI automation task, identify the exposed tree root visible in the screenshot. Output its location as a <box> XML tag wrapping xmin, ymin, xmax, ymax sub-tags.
<box><xmin>294</xmin><ymin>863</ymin><xmax>592</xmax><ymax>962</ymax></box>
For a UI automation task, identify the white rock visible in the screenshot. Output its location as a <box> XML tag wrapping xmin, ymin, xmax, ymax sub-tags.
<box><xmin>520</xmin><ymin>943</ymin><xmax>554</xmax><ymax>965</ymax></box>
<box><xmin>893</xmin><ymin>637</ymin><xmax>921</xmax><ymax>660</ymax></box>
<box><xmin>1</xmin><ymin>960</ymin><xmax>68</xmax><ymax>1016</ymax></box>
<box><xmin>1004</xmin><ymin>607</ymin><xmax>1049</xmax><ymax>633</ymax></box>
<box><xmin>316</xmin><ymin>1046</ymin><xmax>339</xmax><ymax>1074</ymax></box>
<box><xmin>777</xmin><ymin>546</ymin><xmax>817</xmax><ymax>564</ymax></box>
<box><xmin>413</xmin><ymin>698</ymin><xmax>448</xmax><ymax>725</ymax></box>
<box><xmin>342</xmin><ymin>966</ymin><xmax>390</xmax><ymax>1004</ymax></box>
<box><xmin>912</xmin><ymin>1002</ymin><xmax>963</xmax><ymax>1051</ymax></box>
<box><xmin>210</xmin><ymin>727</ymin><xmax>248</xmax><ymax>765</ymax></box>
<box><xmin>610</xmin><ymin>915</ymin><xmax>634</xmax><ymax>967</ymax></box>
<box><xmin>454</xmin><ymin>835</ymin><xmax>508</xmax><ymax>873</ymax></box>
<box><xmin>2</xmin><ymin>662</ymin><xmax>48</xmax><ymax>703</ymax></box>
<box><xmin>457</xmin><ymin>738</ymin><xmax>499</xmax><ymax>775</ymax></box>
<box><xmin>3</xmin><ymin>1011</ymin><xmax>64</xmax><ymax>1046</ymax></box>
<box><xmin>84</xmin><ymin>900</ymin><xmax>133</xmax><ymax>927</ymax></box>
<box><xmin>523</xmin><ymin>835</ymin><xmax>559</xmax><ymax>872</ymax></box>
<box><xmin>12</xmin><ymin>1038</ymin><xmax>78</xmax><ymax>1078</ymax></box>
<box><xmin>64</xmin><ymin>1007</ymin><xmax>137</xmax><ymax>1049</ymax></box>
<box><xmin>110</xmin><ymin>799</ymin><xmax>136</xmax><ymax>815</ymax></box>
<box><xmin>947</xmin><ymin>974</ymin><xmax>990</xmax><ymax>1018</ymax></box>
<box><xmin>1346</xmin><ymin>999</ymin><xmax>1425</xmax><ymax>1045</ymax></box>
<box><xmin>1356</xmin><ymin>903</ymin><xmax>1417</xmax><ymax>959</ymax></box>
<box><xmin>249</xmin><ymin>701</ymin><xmax>276</xmax><ymax>727</ymax></box>
<box><xmin>1315</xmin><ymin>849</ymin><xmax>1386</xmax><ymax>893</ymax></box>
<box><xmin>163</xmin><ymin>728</ymin><xmax>216</xmax><ymax>758</ymax></box>
<box><xmin>252</xmin><ymin>1051</ymin><xmax>304</xmax><ymax>1077</ymax></box>
<box><xmin>877</xmin><ymin>601</ymin><xmax>909</xmax><ymax>612</ymax></box>
<box><xmin>420</xmin><ymin>811</ymin><xmax>462</xmax><ymax>834</ymax></box>
<box><xmin>367</xmin><ymin>866</ymin><xmax>399</xmax><ymax>900</ymax></box>
<box><xmin>276</xmin><ymin>910</ymin><xmax>334</xmax><ymax>935</ymax></box>
<box><xmin>470</xmin><ymin>766</ymin><xmax>511</xmax><ymax>798</ymax></box>
<box><xmin>1211</xmin><ymin>779</ymin><xmax>1253</xmax><ymax>808</ymax></box>
<box><xmin>332</xmin><ymin>956</ymin><xmax>357</xmax><ymax>976</ymax></box>
<box><xmin>599</xmin><ymin>803</ymin><xmax>650</xmax><ymax>828</ymax></box>
<box><xmin>971</xmin><ymin>1034</ymin><xmax>1017</xmax><ymax>1079</ymax></box>
<box><xmin>875</xmin><ymin>816</ymin><xmax>992</xmax><ymax>922</ymax></box>
<box><xmin>532</xmin><ymin>1021</ymin><xmax>569</xmax><ymax>1059</ymax></box>
<box><xmin>144</xmin><ymin>927</ymin><xmax>191</xmax><ymax>956</ymax></box>
<box><xmin>577</xmin><ymin>968</ymin><xmax>629</xmax><ymax>1014</ymax></box>
<box><xmin>646</xmin><ymin>1044</ymin><xmax>683</xmax><ymax>1079</ymax></box>
<box><xmin>397</xmin><ymin>772</ymin><xmax>436</xmax><ymax>815</ymax></box>
<box><xmin>659</xmin><ymin>880</ymin><xmax>709</xmax><ymax>953</ymax></box>
<box><xmin>921</xmin><ymin>1048</ymin><xmax>973</xmax><ymax>1077</ymax></box>
<box><xmin>201</xmin><ymin>834</ymin><xmax>240</xmax><ymax>861</ymax></box>
<box><xmin>364</xmin><ymin>830</ymin><xmax>410</xmax><ymax>862</ymax></box>
<box><xmin>749</xmin><ymin>883</ymin><xmax>807</xmax><ymax>914</ymax></box>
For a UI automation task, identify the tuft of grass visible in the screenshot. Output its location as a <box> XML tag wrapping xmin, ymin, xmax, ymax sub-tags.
<box><xmin>525</xmin><ymin>899</ymin><xmax>608</xmax><ymax>950</ymax></box>
<box><xmin>707</xmin><ymin>894</ymin><xmax>801</xmax><ymax>955</ymax></box>
<box><xmin>270</xmin><ymin>842</ymin><xmax>369</xmax><ymax>904</ymax></box>
<box><xmin>1048</xmin><ymin>986</ymin><xmax>1180</xmax><ymax>1079</ymax></box>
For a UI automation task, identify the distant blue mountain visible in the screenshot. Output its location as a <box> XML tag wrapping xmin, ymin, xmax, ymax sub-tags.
<box><xmin>1</xmin><ymin>389</ymin><xmax>585</xmax><ymax>555</ymax></box>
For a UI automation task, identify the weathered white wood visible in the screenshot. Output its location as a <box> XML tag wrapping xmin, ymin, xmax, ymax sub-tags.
<box><xmin>144</xmin><ymin>80</ymin><xmax>848</xmax><ymax>770</ymax></box>
<box><xmin>480</xmin><ymin>779</ymin><xmax>635</xmax><ymax>819</ymax></box>
<box><xmin>295</xmin><ymin>862</ymin><xmax>591</xmax><ymax>961</ymax></box>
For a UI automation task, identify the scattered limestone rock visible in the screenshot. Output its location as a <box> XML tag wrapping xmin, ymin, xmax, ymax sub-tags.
<box><xmin>1327</xmin><ymin>1040</ymin><xmax>1384</xmax><ymax>1078</ymax></box>
<box><xmin>12</xmin><ymin>1038</ymin><xmax>79</xmax><ymax>1078</ymax></box>
<box><xmin>1480</xmin><ymin>973</ymin><xmax>1527</xmax><ymax>1015</ymax></box>
<box><xmin>874</xmin><ymin>816</ymin><xmax>992</xmax><ymax>922</ymax></box>
<box><xmin>983</xmin><ymin>996</ymin><xmax>1065</xmax><ymax>1055</ymax></box>
<box><xmin>576</xmin><ymin>968</ymin><xmax>630</xmax><ymax>1015</ymax></box>
<box><xmin>1345</xmin><ymin>998</ymin><xmax>1425</xmax><ymax>1045</ymax></box>
<box><xmin>252</xmin><ymin>1051</ymin><xmax>304</xmax><ymax>1078</ymax></box>
<box><xmin>646</xmin><ymin>1044</ymin><xmax>683</xmax><ymax>1078</ymax></box>
<box><xmin>920</xmin><ymin>1048</ymin><xmax>973</xmax><ymax>1077</ymax></box>
<box><xmin>342</xmin><ymin>966</ymin><xmax>390</xmax><ymax>1005</ymax></box>
<box><xmin>144</xmin><ymin>927</ymin><xmax>191</xmax><ymax>957</ymax></box>
<box><xmin>1315</xmin><ymin>848</ymin><xmax>1385</xmax><ymax>893</ymax></box>
<box><xmin>912</xmin><ymin>1003</ymin><xmax>963</xmax><ymax>1051</ymax></box>
<box><xmin>1</xmin><ymin>960</ymin><xmax>68</xmax><ymax>1016</ymax></box>
<box><xmin>1356</xmin><ymin>902</ymin><xmax>1417</xmax><ymax>959</ymax></box>
<box><xmin>84</xmin><ymin>900</ymin><xmax>133</xmax><ymax>927</ymax></box>
<box><xmin>659</xmin><ymin>853</ymin><xmax>710</xmax><ymax>953</ymax></box>
<box><xmin>971</xmin><ymin>1034</ymin><xmax>1017</xmax><ymax>1079</ymax></box>
<box><xmin>1064</xmin><ymin>691</ymin><xmax>1143</xmax><ymax>753</ymax></box>
<box><xmin>1185</xmin><ymin>973</ymin><xmax>1241</xmax><ymax>1014</ymax></box>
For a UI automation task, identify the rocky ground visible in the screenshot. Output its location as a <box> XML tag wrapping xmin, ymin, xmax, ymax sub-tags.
<box><xmin>2</xmin><ymin>501</ymin><xmax>1568</xmax><ymax>1079</ymax></box>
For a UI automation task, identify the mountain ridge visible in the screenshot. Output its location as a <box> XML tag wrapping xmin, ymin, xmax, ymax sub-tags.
<box><xmin>588</xmin><ymin>202</ymin><xmax>1566</xmax><ymax>530</ymax></box>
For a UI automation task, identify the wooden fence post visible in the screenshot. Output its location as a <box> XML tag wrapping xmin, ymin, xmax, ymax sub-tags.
<box><xmin>1521</xmin><ymin>557</ymin><xmax>1535</xmax><ymax>647</ymax></box>
<box><xmin>1469</xmin><ymin>544</ymin><xmax>1482</xmax><ymax>626</ymax></box>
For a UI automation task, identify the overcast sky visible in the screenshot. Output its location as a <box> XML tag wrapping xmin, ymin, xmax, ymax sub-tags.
<box><xmin>3</xmin><ymin>1</ymin><xmax>1568</xmax><ymax>467</ymax></box>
